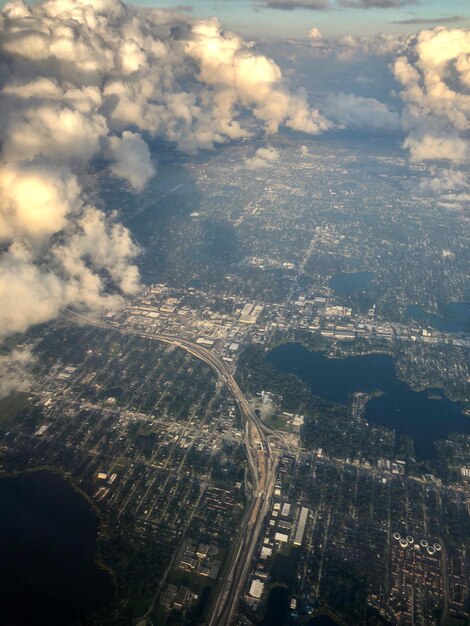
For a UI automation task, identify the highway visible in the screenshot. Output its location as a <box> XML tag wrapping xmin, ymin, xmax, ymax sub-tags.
<box><xmin>66</xmin><ymin>311</ymin><xmax>280</xmax><ymax>625</ymax></box>
<box><xmin>121</xmin><ymin>332</ymin><xmax>279</xmax><ymax>626</ymax></box>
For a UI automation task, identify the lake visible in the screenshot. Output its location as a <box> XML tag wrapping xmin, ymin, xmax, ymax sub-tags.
<box><xmin>407</xmin><ymin>302</ymin><xmax>470</xmax><ymax>334</ymax></box>
<box><xmin>329</xmin><ymin>271</ymin><xmax>375</xmax><ymax>295</ymax></box>
<box><xmin>266</xmin><ymin>343</ymin><xmax>470</xmax><ymax>458</ymax></box>
<box><xmin>308</xmin><ymin>616</ymin><xmax>340</xmax><ymax>626</ymax></box>
<box><xmin>0</xmin><ymin>470</ymin><xmax>115</xmax><ymax>625</ymax></box>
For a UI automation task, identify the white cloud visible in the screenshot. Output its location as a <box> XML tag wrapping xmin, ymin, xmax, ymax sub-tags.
<box><xmin>245</xmin><ymin>146</ymin><xmax>280</xmax><ymax>169</ymax></box>
<box><xmin>0</xmin><ymin>0</ymin><xmax>332</xmax><ymax>344</ymax></box>
<box><xmin>184</xmin><ymin>18</ymin><xmax>330</xmax><ymax>137</ymax></box>
<box><xmin>0</xmin><ymin>162</ymin><xmax>80</xmax><ymax>245</ymax></box>
<box><xmin>403</xmin><ymin>133</ymin><xmax>468</xmax><ymax>163</ymax></box>
<box><xmin>320</xmin><ymin>92</ymin><xmax>400</xmax><ymax>130</ymax></box>
<box><xmin>393</xmin><ymin>27</ymin><xmax>470</xmax><ymax>164</ymax></box>
<box><xmin>108</xmin><ymin>131</ymin><xmax>155</xmax><ymax>191</ymax></box>
<box><xmin>334</xmin><ymin>32</ymin><xmax>406</xmax><ymax>60</ymax></box>
<box><xmin>420</xmin><ymin>167</ymin><xmax>468</xmax><ymax>192</ymax></box>
<box><xmin>0</xmin><ymin>347</ymin><xmax>36</xmax><ymax>400</ymax></box>
<box><xmin>391</xmin><ymin>26</ymin><xmax>470</xmax><ymax>209</ymax></box>
<box><xmin>309</xmin><ymin>27</ymin><xmax>322</xmax><ymax>39</ymax></box>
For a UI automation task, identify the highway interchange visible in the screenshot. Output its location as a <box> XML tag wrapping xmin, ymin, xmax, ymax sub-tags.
<box><xmin>67</xmin><ymin>310</ymin><xmax>282</xmax><ymax>625</ymax></box>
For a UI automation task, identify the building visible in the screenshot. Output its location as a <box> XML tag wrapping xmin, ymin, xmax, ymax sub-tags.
<box><xmin>293</xmin><ymin>507</ymin><xmax>309</xmax><ymax>546</ymax></box>
<box><xmin>173</xmin><ymin>586</ymin><xmax>190</xmax><ymax>610</ymax></box>
<box><xmin>249</xmin><ymin>579</ymin><xmax>264</xmax><ymax>599</ymax></box>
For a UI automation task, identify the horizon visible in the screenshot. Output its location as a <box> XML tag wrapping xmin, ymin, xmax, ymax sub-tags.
<box><xmin>132</xmin><ymin>0</ymin><xmax>470</xmax><ymax>38</ymax></box>
<box><xmin>1</xmin><ymin>0</ymin><xmax>469</xmax><ymax>37</ymax></box>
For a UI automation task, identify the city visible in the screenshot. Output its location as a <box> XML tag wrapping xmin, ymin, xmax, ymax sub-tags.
<box><xmin>1</xmin><ymin>139</ymin><xmax>469</xmax><ymax>622</ymax></box>
<box><xmin>0</xmin><ymin>3</ymin><xmax>469</xmax><ymax>623</ymax></box>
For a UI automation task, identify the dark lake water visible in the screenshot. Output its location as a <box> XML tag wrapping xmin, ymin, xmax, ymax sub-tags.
<box><xmin>267</xmin><ymin>344</ymin><xmax>470</xmax><ymax>458</ymax></box>
<box><xmin>270</xmin><ymin>548</ymin><xmax>299</xmax><ymax>586</ymax></box>
<box><xmin>329</xmin><ymin>271</ymin><xmax>375</xmax><ymax>295</ymax></box>
<box><xmin>262</xmin><ymin>586</ymin><xmax>289</xmax><ymax>626</ymax></box>
<box><xmin>308</xmin><ymin>616</ymin><xmax>340</xmax><ymax>626</ymax></box>
<box><xmin>0</xmin><ymin>470</ymin><xmax>114</xmax><ymax>626</ymax></box>
<box><xmin>407</xmin><ymin>302</ymin><xmax>470</xmax><ymax>334</ymax></box>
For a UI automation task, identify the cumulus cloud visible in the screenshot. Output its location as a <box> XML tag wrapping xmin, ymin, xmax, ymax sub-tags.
<box><xmin>0</xmin><ymin>162</ymin><xmax>80</xmax><ymax>245</ymax></box>
<box><xmin>245</xmin><ymin>146</ymin><xmax>280</xmax><ymax>169</ymax></box>
<box><xmin>393</xmin><ymin>27</ymin><xmax>470</xmax><ymax>164</ymax></box>
<box><xmin>308</xmin><ymin>26</ymin><xmax>326</xmax><ymax>49</ymax></box>
<box><xmin>184</xmin><ymin>19</ymin><xmax>330</xmax><ymax>137</ymax></box>
<box><xmin>391</xmin><ymin>27</ymin><xmax>470</xmax><ymax>207</ymax></box>
<box><xmin>403</xmin><ymin>133</ymin><xmax>468</xmax><ymax>163</ymax></box>
<box><xmin>335</xmin><ymin>32</ymin><xmax>407</xmax><ymax>59</ymax></box>
<box><xmin>309</xmin><ymin>27</ymin><xmax>322</xmax><ymax>39</ymax></box>
<box><xmin>0</xmin><ymin>0</ymin><xmax>331</xmax><ymax>343</ymax></box>
<box><xmin>419</xmin><ymin>166</ymin><xmax>469</xmax><ymax>211</ymax></box>
<box><xmin>419</xmin><ymin>167</ymin><xmax>468</xmax><ymax>192</ymax></box>
<box><xmin>323</xmin><ymin>27</ymin><xmax>469</xmax><ymax>204</ymax></box>
<box><xmin>320</xmin><ymin>92</ymin><xmax>400</xmax><ymax>130</ymax></box>
<box><xmin>0</xmin><ymin>347</ymin><xmax>36</xmax><ymax>400</ymax></box>
<box><xmin>108</xmin><ymin>131</ymin><xmax>155</xmax><ymax>192</ymax></box>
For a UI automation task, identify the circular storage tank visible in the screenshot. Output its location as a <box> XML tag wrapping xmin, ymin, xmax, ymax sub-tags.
<box><xmin>393</xmin><ymin>533</ymin><xmax>401</xmax><ymax>541</ymax></box>
<box><xmin>433</xmin><ymin>543</ymin><xmax>442</xmax><ymax>551</ymax></box>
<box><xmin>399</xmin><ymin>539</ymin><xmax>408</xmax><ymax>548</ymax></box>
<box><xmin>427</xmin><ymin>546</ymin><xmax>435</xmax><ymax>555</ymax></box>
<box><xmin>406</xmin><ymin>536</ymin><xmax>414</xmax><ymax>544</ymax></box>
<box><xmin>420</xmin><ymin>539</ymin><xmax>428</xmax><ymax>548</ymax></box>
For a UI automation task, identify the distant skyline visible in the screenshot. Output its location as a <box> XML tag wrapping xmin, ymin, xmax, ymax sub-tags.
<box><xmin>132</xmin><ymin>0</ymin><xmax>470</xmax><ymax>37</ymax></box>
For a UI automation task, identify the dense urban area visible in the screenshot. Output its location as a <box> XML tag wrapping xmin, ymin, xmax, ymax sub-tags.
<box><xmin>1</xmin><ymin>135</ymin><xmax>469</xmax><ymax>626</ymax></box>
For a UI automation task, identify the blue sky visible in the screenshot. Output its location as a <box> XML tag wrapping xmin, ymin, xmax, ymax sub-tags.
<box><xmin>133</xmin><ymin>0</ymin><xmax>470</xmax><ymax>37</ymax></box>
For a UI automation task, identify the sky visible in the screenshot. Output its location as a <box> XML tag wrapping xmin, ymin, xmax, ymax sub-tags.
<box><xmin>132</xmin><ymin>0</ymin><xmax>470</xmax><ymax>37</ymax></box>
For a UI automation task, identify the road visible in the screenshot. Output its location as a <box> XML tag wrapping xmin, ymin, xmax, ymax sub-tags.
<box><xmin>120</xmin><ymin>332</ymin><xmax>279</xmax><ymax>625</ymax></box>
<box><xmin>66</xmin><ymin>311</ymin><xmax>280</xmax><ymax>624</ymax></box>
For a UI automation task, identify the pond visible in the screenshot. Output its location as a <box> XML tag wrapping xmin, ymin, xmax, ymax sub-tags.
<box><xmin>262</xmin><ymin>586</ymin><xmax>290</xmax><ymax>626</ymax></box>
<box><xmin>407</xmin><ymin>302</ymin><xmax>470</xmax><ymax>334</ymax></box>
<box><xmin>329</xmin><ymin>271</ymin><xmax>375</xmax><ymax>295</ymax></box>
